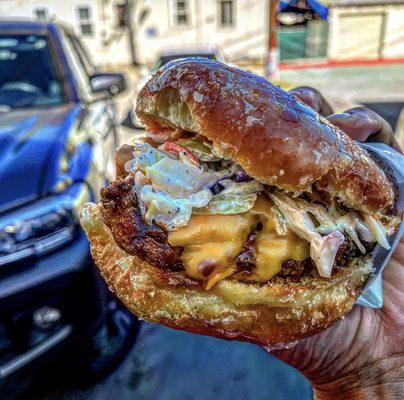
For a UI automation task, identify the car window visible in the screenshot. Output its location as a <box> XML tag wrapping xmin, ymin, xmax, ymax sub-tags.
<box><xmin>0</xmin><ymin>33</ymin><xmax>64</xmax><ymax>108</ymax></box>
<box><xmin>69</xmin><ymin>35</ymin><xmax>94</xmax><ymax>77</ymax></box>
<box><xmin>60</xmin><ymin>31</ymin><xmax>92</xmax><ymax>101</ymax></box>
<box><xmin>153</xmin><ymin>53</ymin><xmax>217</xmax><ymax>71</ymax></box>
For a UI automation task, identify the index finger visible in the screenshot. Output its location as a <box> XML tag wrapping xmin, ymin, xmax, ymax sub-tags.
<box><xmin>327</xmin><ymin>107</ymin><xmax>402</xmax><ymax>153</ymax></box>
<box><xmin>290</xmin><ymin>86</ymin><xmax>334</xmax><ymax>117</ymax></box>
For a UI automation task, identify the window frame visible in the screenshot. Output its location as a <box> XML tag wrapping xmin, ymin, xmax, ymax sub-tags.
<box><xmin>33</xmin><ymin>7</ymin><xmax>48</xmax><ymax>22</ymax></box>
<box><xmin>218</xmin><ymin>0</ymin><xmax>236</xmax><ymax>29</ymax></box>
<box><xmin>76</xmin><ymin>5</ymin><xmax>94</xmax><ymax>37</ymax></box>
<box><xmin>116</xmin><ymin>2</ymin><xmax>128</xmax><ymax>28</ymax></box>
<box><xmin>171</xmin><ymin>0</ymin><xmax>191</xmax><ymax>28</ymax></box>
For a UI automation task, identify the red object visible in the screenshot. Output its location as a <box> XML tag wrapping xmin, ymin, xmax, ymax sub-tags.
<box><xmin>265</xmin><ymin>0</ymin><xmax>279</xmax><ymax>79</ymax></box>
<box><xmin>280</xmin><ymin>58</ymin><xmax>404</xmax><ymax>70</ymax></box>
<box><xmin>163</xmin><ymin>142</ymin><xmax>200</xmax><ymax>165</ymax></box>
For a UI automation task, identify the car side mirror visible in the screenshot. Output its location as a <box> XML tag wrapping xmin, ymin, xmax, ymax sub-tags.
<box><xmin>90</xmin><ymin>72</ymin><xmax>126</xmax><ymax>96</ymax></box>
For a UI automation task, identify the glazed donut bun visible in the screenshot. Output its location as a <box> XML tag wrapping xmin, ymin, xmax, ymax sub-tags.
<box><xmin>81</xmin><ymin>59</ymin><xmax>399</xmax><ymax>347</ymax></box>
<box><xmin>136</xmin><ymin>58</ymin><xmax>395</xmax><ymax>214</ymax></box>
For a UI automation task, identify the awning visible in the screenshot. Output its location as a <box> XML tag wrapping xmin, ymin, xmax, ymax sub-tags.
<box><xmin>279</xmin><ymin>0</ymin><xmax>329</xmax><ymax>20</ymax></box>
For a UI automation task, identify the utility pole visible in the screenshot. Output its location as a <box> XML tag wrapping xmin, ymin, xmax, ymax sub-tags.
<box><xmin>126</xmin><ymin>0</ymin><xmax>138</xmax><ymax>66</ymax></box>
<box><xmin>265</xmin><ymin>0</ymin><xmax>279</xmax><ymax>80</ymax></box>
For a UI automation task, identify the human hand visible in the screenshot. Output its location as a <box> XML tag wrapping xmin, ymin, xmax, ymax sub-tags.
<box><xmin>269</xmin><ymin>88</ymin><xmax>404</xmax><ymax>399</ymax></box>
<box><xmin>291</xmin><ymin>86</ymin><xmax>402</xmax><ymax>152</ymax></box>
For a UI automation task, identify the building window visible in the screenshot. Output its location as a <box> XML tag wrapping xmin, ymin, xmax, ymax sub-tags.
<box><xmin>34</xmin><ymin>7</ymin><xmax>48</xmax><ymax>22</ymax></box>
<box><xmin>116</xmin><ymin>3</ymin><xmax>127</xmax><ymax>28</ymax></box>
<box><xmin>76</xmin><ymin>5</ymin><xmax>93</xmax><ymax>36</ymax></box>
<box><xmin>219</xmin><ymin>0</ymin><xmax>235</xmax><ymax>27</ymax></box>
<box><xmin>173</xmin><ymin>0</ymin><xmax>189</xmax><ymax>27</ymax></box>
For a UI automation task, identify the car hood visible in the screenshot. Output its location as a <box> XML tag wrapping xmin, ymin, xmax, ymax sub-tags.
<box><xmin>0</xmin><ymin>104</ymin><xmax>82</xmax><ymax>212</ymax></box>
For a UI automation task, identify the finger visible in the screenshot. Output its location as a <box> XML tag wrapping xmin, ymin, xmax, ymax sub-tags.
<box><xmin>327</xmin><ymin>109</ymin><xmax>381</xmax><ymax>141</ymax></box>
<box><xmin>327</xmin><ymin>107</ymin><xmax>401</xmax><ymax>152</ymax></box>
<box><xmin>291</xmin><ymin>86</ymin><xmax>334</xmax><ymax>116</ymax></box>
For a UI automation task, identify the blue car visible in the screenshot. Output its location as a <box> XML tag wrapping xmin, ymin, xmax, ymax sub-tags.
<box><xmin>0</xmin><ymin>20</ymin><xmax>137</xmax><ymax>394</ymax></box>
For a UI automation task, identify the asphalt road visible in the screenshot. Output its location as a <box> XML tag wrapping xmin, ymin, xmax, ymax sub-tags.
<box><xmin>23</xmin><ymin>322</ymin><xmax>312</xmax><ymax>400</ymax></box>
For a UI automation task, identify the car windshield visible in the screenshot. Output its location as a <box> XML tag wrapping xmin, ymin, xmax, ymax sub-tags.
<box><xmin>153</xmin><ymin>53</ymin><xmax>217</xmax><ymax>71</ymax></box>
<box><xmin>0</xmin><ymin>33</ymin><xmax>64</xmax><ymax>108</ymax></box>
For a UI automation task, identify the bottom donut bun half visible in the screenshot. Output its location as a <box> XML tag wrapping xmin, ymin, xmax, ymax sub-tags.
<box><xmin>81</xmin><ymin>203</ymin><xmax>372</xmax><ymax>347</ymax></box>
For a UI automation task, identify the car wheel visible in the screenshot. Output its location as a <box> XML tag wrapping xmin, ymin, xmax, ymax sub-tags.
<box><xmin>77</xmin><ymin>296</ymin><xmax>139</xmax><ymax>381</ymax></box>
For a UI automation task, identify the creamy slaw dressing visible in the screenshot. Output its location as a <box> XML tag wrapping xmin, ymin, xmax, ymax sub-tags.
<box><xmin>124</xmin><ymin>139</ymin><xmax>392</xmax><ymax>281</ymax></box>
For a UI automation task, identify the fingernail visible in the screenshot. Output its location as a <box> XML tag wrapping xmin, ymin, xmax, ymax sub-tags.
<box><xmin>294</xmin><ymin>90</ymin><xmax>319</xmax><ymax>111</ymax></box>
<box><xmin>332</xmin><ymin>112</ymin><xmax>356</xmax><ymax>120</ymax></box>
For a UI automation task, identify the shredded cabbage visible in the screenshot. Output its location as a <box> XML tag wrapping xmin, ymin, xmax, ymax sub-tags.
<box><xmin>125</xmin><ymin>143</ymin><xmax>167</xmax><ymax>172</ymax></box>
<box><xmin>294</xmin><ymin>198</ymin><xmax>337</xmax><ymax>233</ymax></box>
<box><xmin>271</xmin><ymin>206</ymin><xmax>288</xmax><ymax>236</ymax></box>
<box><xmin>269</xmin><ymin>191</ymin><xmax>392</xmax><ymax>277</ymax></box>
<box><xmin>177</xmin><ymin>138</ymin><xmax>221</xmax><ymax>162</ymax></box>
<box><xmin>336</xmin><ymin>213</ymin><xmax>366</xmax><ymax>254</ymax></box>
<box><xmin>355</xmin><ymin>219</ymin><xmax>374</xmax><ymax>242</ymax></box>
<box><xmin>293</xmin><ymin>203</ymin><xmax>368</xmax><ymax>254</ymax></box>
<box><xmin>361</xmin><ymin>213</ymin><xmax>391</xmax><ymax>249</ymax></box>
<box><xmin>194</xmin><ymin>180</ymin><xmax>262</xmax><ymax>215</ymax></box>
<box><xmin>145</xmin><ymin>157</ymin><xmax>220</xmax><ymax>197</ymax></box>
<box><xmin>286</xmin><ymin>195</ymin><xmax>390</xmax><ymax>250</ymax></box>
<box><xmin>140</xmin><ymin>185</ymin><xmax>212</xmax><ymax>230</ymax></box>
<box><xmin>125</xmin><ymin>141</ymin><xmax>392</xmax><ymax>265</ymax></box>
<box><xmin>310</xmin><ymin>232</ymin><xmax>345</xmax><ymax>277</ymax></box>
<box><xmin>270</xmin><ymin>192</ymin><xmax>345</xmax><ymax>278</ymax></box>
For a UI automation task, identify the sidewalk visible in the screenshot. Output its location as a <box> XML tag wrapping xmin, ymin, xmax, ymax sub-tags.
<box><xmin>280</xmin><ymin>63</ymin><xmax>404</xmax><ymax>111</ymax></box>
<box><xmin>235</xmin><ymin>61</ymin><xmax>404</xmax><ymax>125</ymax></box>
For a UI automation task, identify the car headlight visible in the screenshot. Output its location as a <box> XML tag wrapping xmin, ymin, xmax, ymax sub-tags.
<box><xmin>0</xmin><ymin>183</ymin><xmax>91</xmax><ymax>267</ymax></box>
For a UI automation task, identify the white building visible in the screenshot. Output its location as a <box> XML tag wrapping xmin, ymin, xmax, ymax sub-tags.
<box><xmin>0</xmin><ymin>0</ymin><xmax>269</xmax><ymax>66</ymax></box>
<box><xmin>136</xmin><ymin>0</ymin><xmax>268</xmax><ymax>64</ymax></box>
<box><xmin>0</xmin><ymin>0</ymin><xmax>136</xmax><ymax>66</ymax></box>
<box><xmin>328</xmin><ymin>0</ymin><xmax>404</xmax><ymax>60</ymax></box>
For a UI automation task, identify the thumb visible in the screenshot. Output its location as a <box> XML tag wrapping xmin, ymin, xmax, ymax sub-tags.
<box><xmin>327</xmin><ymin>107</ymin><xmax>401</xmax><ymax>152</ymax></box>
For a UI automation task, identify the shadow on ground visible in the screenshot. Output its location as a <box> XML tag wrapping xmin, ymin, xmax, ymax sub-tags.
<box><xmin>22</xmin><ymin>322</ymin><xmax>312</xmax><ymax>400</ymax></box>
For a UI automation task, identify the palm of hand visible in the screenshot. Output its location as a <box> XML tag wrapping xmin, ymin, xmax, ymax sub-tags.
<box><xmin>272</xmin><ymin>240</ymin><xmax>404</xmax><ymax>391</ymax></box>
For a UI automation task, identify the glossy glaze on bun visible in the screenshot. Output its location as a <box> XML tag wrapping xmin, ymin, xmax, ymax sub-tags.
<box><xmin>136</xmin><ymin>58</ymin><xmax>395</xmax><ymax>214</ymax></box>
<box><xmin>80</xmin><ymin>59</ymin><xmax>398</xmax><ymax>347</ymax></box>
<box><xmin>81</xmin><ymin>203</ymin><xmax>371</xmax><ymax>347</ymax></box>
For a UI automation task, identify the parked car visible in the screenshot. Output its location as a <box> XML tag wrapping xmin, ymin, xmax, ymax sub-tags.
<box><xmin>0</xmin><ymin>20</ymin><xmax>137</xmax><ymax>396</ymax></box>
<box><xmin>150</xmin><ymin>45</ymin><xmax>226</xmax><ymax>72</ymax></box>
<box><xmin>123</xmin><ymin>45</ymin><xmax>225</xmax><ymax>130</ymax></box>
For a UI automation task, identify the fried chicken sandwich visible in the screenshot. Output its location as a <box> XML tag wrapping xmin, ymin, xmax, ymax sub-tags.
<box><xmin>81</xmin><ymin>59</ymin><xmax>400</xmax><ymax>346</ymax></box>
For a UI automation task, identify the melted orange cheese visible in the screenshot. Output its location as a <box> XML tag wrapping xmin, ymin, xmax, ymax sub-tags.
<box><xmin>168</xmin><ymin>196</ymin><xmax>309</xmax><ymax>288</ymax></box>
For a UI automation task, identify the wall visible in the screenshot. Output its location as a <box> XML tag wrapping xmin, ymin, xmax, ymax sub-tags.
<box><xmin>382</xmin><ymin>5</ymin><xmax>404</xmax><ymax>58</ymax></box>
<box><xmin>328</xmin><ymin>4</ymin><xmax>404</xmax><ymax>60</ymax></box>
<box><xmin>0</xmin><ymin>0</ymin><xmax>269</xmax><ymax>66</ymax></box>
<box><xmin>0</xmin><ymin>0</ymin><xmax>132</xmax><ymax>66</ymax></box>
<box><xmin>135</xmin><ymin>0</ymin><xmax>268</xmax><ymax>64</ymax></box>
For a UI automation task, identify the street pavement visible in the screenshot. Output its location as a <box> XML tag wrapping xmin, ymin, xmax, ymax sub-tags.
<box><xmin>281</xmin><ymin>63</ymin><xmax>404</xmax><ymax>112</ymax></box>
<box><xmin>23</xmin><ymin>322</ymin><xmax>312</xmax><ymax>400</ymax></box>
